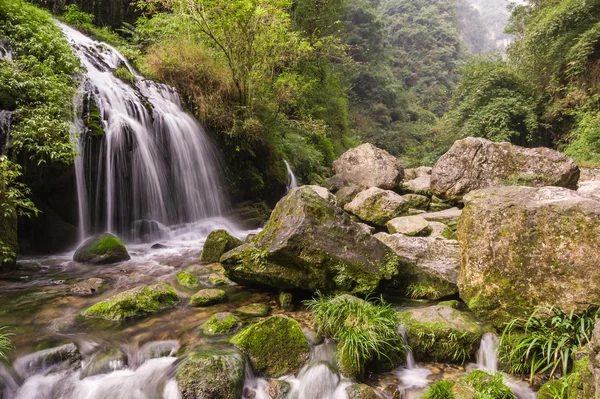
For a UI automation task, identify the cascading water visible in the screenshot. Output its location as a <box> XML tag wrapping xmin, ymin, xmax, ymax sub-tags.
<box><xmin>395</xmin><ymin>325</ymin><xmax>432</xmax><ymax>392</ymax></box>
<box><xmin>61</xmin><ymin>24</ymin><xmax>227</xmax><ymax>241</ymax></box>
<box><xmin>284</xmin><ymin>160</ymin><xmax>298</xmax><ymax>191</ymax></box>
<box><xmin>0</xmin><ymin>109</ymin><xmax>11</xmax><ymax>155</ymax></box>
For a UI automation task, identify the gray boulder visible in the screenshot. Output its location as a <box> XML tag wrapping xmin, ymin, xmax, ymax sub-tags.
<box><xmin>344</xmin><ymin>187</ymin><xmax>410</xmax><ymax>226</ymax></box>
<box><xmin>221</xmin><ymin>187</ymin><xmax>399</xmax><ymax>295</ymax></box>
<box><xmin>387</xmin><ymin>215</ymin><xmax>431</xmax><ymax>236</ymax></box>
<box><xmin>431</xmin><ymin>137</ymin><xmax>580</xmax><ymax>200</ymax></box>
<box><xmin>333</xmin><ymin>143</ymin><xmax>403</xmax><ymax>189</ymax></box>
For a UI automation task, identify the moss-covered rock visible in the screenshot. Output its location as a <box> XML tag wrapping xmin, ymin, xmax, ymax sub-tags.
<box><xmin>200</xmin><ymin>312</ymin><xmax>239</xmax><ymax>336</ymax></box>
<box><xmin>82</xmin><ymin>283</ymin><xmax>179</xmax><ymax>321</ymax></box>
<box><xmin>231</xmin><ymin>315</ymin><xmax>309</xmax><ymax>378</ymax></box>
<box><xmin>398</xmin><ymin>305</ymin><xmax>482</xmax><ymax>363</ymax></box>
<box><xmin>438</xmin><ymin>300</ymin><xmax>462</xmax><ymax>309</ymax></box>
<box><xmin>13</xmin><ymin>343</ymin><xmax>81</xmax><ymax>379</ymax></box>
<box><xmin>176</xmin><ymin>348</ymin><xmax>245</xmax><ymax>399</ymax></box>
<box><xmin>73</xmin><ymin>233</ymin><xmax>130</xmax><ymax>265</ymax></box>
<box><xmin>200</xmin><ymin>230</ymin><xmax>242</xmax><ymax>263</ymax></box>
<box><xmin>177</xmin><ymin>271</ymin><xmax>200</xmax><ymax>289</ymax></box>
<box><xmin>268</xmin><ymin>380</ymin><xmax>292</xmax><ymax>399</ymax></box>
<box><xmin>222</xmin><ymin>187</ymin><xmax>400</xmax><ymax>296</ymax></box>
<box><xmin>208</xmin><ymin>273</ymin><xmax>230</xmax><ymax>286</ymax></box>
<box><xmin>346</xmin><ymin>384</ymin><xmax>379</xmax><ymax>399</ymax></box>
<box><xmin>458</xmin><ymin>186</ymin><xmax>600</xmax><ymax>327</ymax></box>
<box><xmin>190</xmin><ymin>289</ymin><xmax>227</xmax><ymax>307</ymax></box>
<box><xmin>344</xmin><ymin>187</ymin><xmax>410</xmax><ymax>226</ymax></box>
<box><xmin>278</xmin><ymin>291</ymin><xmax>294</xmax><ymax>311</ymax></box>
<box><xmin>236</xmin><ymin>303</ymin><xmax>271</xmax><ymax>317</ymax></box>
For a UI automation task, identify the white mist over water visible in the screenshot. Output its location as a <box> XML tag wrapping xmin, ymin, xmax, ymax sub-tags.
<box><xmin>284</xmin><ymin>160</ymin><xmax>298</xmax><ymax>191</ymax></box>
<box><xmin>61</xmin><ymin>24</ymin><xmax>227</xmax><ymax>242</ymax></box>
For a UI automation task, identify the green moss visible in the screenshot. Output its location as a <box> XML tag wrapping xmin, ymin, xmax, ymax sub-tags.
<box><xmin>208</xmin><ymin>273</ymin><xmax>229</xmax><ymax>286</ymax></box>
<box><xmin>201</xmin><ymin>312</ymin><xmax>239</xmax><ymax>335</ymax></box>
<box><xmin>454</xmin><ymin>370</ymin><xmax>515</xmax><ymax>398</ymax></box>
<box><xmin>200</xmin><ymin>230</ymin><xmax>242</xmax><ymax>263</ymax></box>
<box><xmin>177</xmin><ymin>271</ymin><xmax>200</xmax><ymax>289</ymax></box>
<box><xmin>278</xmin><ymin>291</ymin><xmax>293</xmax><ymax>311</ymax></box>
<box><xmin>113</xmin><ymin>66</ymin><xmax>136</xmax><ymax>85</ymax></box>
<box><xmin>236</xmin><ymin>303</ymin><xmax>270</xmax><ymax>317</ymax></box>
<box><xmin>84</xmin><ymin>95</ymin><xmax>104</xmax><ymax>136</ymax></box>
<box><xmin>231</xmin><ymin>315</ymin><xmax>309</xmax><ymax>378</ymax></box>
<box><xmin>190</xmin><ymin>289</ymin><xmax>227</xmax><ymax>307</ymax></box>
<box><xmin>82</xmin><ymin>283</ymin><xmax>179</xmax><ymax>321</ymax></box>
<box><xmin>73</xmin><ymin>233</ymin><xmax>130</xmax><ymax>265</ymax></box>
<box><xmin>438</xmin><ymin>300</ymin><xmax>462</xmax><ymax>309</ymax></box>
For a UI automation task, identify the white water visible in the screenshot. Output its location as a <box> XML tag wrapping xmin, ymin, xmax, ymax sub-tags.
<box><xmin>284</xmin><ymin>160</ymin><xmax>298</xmax><ymax>191</ymax></box>
<box><xmin>395</xmin><ymin>325</ymin><xmax>432</xmax><ymax>392</ymax></box>
<box><xmin>0</xmin><ymin>109</ymin><xmax>11</xmax><ymax>154</ymax></box>
<box><xmin>61</xmin><ymin>24</ymin><xmax>227</xmax><ymax>241</ymax></box>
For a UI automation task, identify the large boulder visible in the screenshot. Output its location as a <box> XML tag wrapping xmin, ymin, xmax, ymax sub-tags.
<box><xmin>375</xmin><ymin>233</ymin><xmax>459</xmax><ymax>298</ymax></box>
<box><xmin>221</xmin><ymin>187</ymin><xmax>399</xmax><ymax>295</ymax></box>
<box><xmin>14</xmin><ymin>343</ymin><xmax>81</xmax><ymax>379</ymax></box>
<box><xmin>458</xmin><ymin>186</ymin><xmax>600</xmax><ymax>327</ymax></box>
<box><xmin>333</xmin><ymin>143</ymin><xmax>403</xmax><ymax>189</ymax></box>
<box><xmin>73</xmin><ymin>233</ymin><xmax>130</xmax><ymax>265</ymax></box>
<box><xmin>398</xmin><ymin>305</ymin><xmax>482</xmax><ymax>363</ymax></box>
<box><xmin>431</xmin><ymin>137</ymin><xmax>580</xmax><ymax>200</ymax></box>
<box><xmin>231</xmin><ymin>315</ymin><xmax>309</xmax><ymax>378</ymax></box>
<box><xmin>176</xmin><ymin>348</ymin><xmax>245</xmax><ymax>399</ymax></box>
<box><xmin>386</xmin><ymin>215</ymin><xmax>431</xmax><ymax>236</ymax></box>
<box><xmin>344</xmin><ymin>187</ymin><xmax>410</xmax><ymax>226</ymax></box>
<box><xmin>82</xmin><ymin>283</ymin><xmax>179</xmax><ymax>321</ymax></box>
<box><xmin>200</xmin><ymin>229</ymin><xmax>242</xmax><ymax>263</ymax></box>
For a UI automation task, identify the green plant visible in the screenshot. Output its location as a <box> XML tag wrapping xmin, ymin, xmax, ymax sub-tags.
<box><xmin>303</xmin><ymin>293</ymin><xmax>404</xmax><ymax>378</ymax></box>
<box><xmin>416</xmin><ymin>329</ymin><xmax>472</xmax><ymax>364</ymax></box>
<box><xmin>458</xmin><ymin>370</ymin><xmax>515</xmax><ymax>399</ymax></box>
<box><xmin>0</xmin><ymin>326</ymin><xmax>15</xmax><ymax>362</ymax></box>
<box><xmin>500</xmin><ymin>305</ymin><xmax>600</xmax><ymax>382</ymax></box>
<box><xmin>422</xmin><ymin>379</ymin><xmax>455</xmax><ymax>399</ymax></box>
<box><xmin>406</xmin><ymin>283</ymin><xmax>442</xmax><ymax>300</ymax></box>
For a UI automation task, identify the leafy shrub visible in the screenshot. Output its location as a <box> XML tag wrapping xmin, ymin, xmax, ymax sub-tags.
<box><xmin>500</xmin><ymin>305</ymin><xmax>600</xmax><ymax>382</ymax></box>
<box><xmin>304</xmin><ymin>293</ymin><xmax>404</xmax><ymax>378</ymax></box>
<box><xmin>422</xmin><ymin>380</ymin><xmax>454</xmax><ymax>399</ymax></box>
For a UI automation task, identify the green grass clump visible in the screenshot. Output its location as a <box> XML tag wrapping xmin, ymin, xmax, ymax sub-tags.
<box><xmin>500</xmin><ymin>305</ymin><xmax>600</xmax><ymax>382</ymax></box>
<box><xmin>421</xmin><ymin>380</ymin><xmax>454</xmax><ymax>399</ymax></box>
<box><xmin>422</xmin><ymin>371</ymin><xmax>515</xmax><ymax>399</ymax></box>
<box><xmin>406</xmin><ymin>283</ymin><xmax>442</xmax><ymax>299</ymax></box>
<box><xmin>304</xmin><ymin>293</ymin><xmax>404</xmax><ymax>378</ymax></box>
<box><xmin>0</xmin><ymin>326</ymin><xmax>14</xmax><ymax>362</ymax></box>
<box><xmin>113</xmin><ymin>66</ymin><xmax>136</xmax><ymax>85</ymax></box>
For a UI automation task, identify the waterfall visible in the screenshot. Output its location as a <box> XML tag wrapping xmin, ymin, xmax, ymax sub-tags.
<box><xmin>395</xmin><ymin>326</ymin><xmax>432</xmax><ymax>390</ymax></box>
<box><xmin>0</xmin><ymin>110</ymin><xmax>11</xmax><ymax>155</ymax></box>
<box><xmin>60</xmin><ymin>24</ymin><xmax>227</xmax><ymax>241</ymax></box>
<box><xmin>0</xmin><ymin>38</ymin><xmax>12</xmax><ymax>60</ymax></box>
<box><xmin>284</xmin><ymin>160</ymin><xmax>298</xmax><ymax>191</ymax></box>
<box><xmin>475</xmin><ymin>332</ymin><xmax>499</xmax><ymax>373</ymax></box>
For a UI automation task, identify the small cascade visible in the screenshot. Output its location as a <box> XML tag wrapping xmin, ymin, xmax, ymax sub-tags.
<box><xmin>395</xmin><ymin>325</ymin><xmax>432</xmax><ymax>390</ymax></box>
<box><xmin>0</xmin><ymin>38</ymin><xmax>12</xmax><ymax>60</ymax></box>
<box><xmin>61</xmin><ymin>23</ymin><xmax>227</xmax><ymax>241</ymax></box>
<box><xmin>0</xmin><ymin>110</ymin><xmax>11</xmax><ymax>154</ymax></box>
<box><xmin>476</xmin><ymin>332</ymin><xmax>499</xmax><ymax>373</ymax></box>
<box><xmin>284</xmin><ymin>160</ymin><xmax>298</xmax><ymax>191</ymax></box>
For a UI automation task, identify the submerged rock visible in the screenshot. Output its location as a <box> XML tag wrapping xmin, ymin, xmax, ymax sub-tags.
<box><xmin>459</xmin><ymin>186</ymin><xmax>600</xmax><ymax>327</ymax></box>
<box><xmin>208</xmin><ymin>273</ymin><xmax>230</xmax><ymax>286</ymax></box>
<box><xmin>398</xmin><ymin>305</ymin><xmax>482</xmax><ymax>363</ymax></box>
<box><xmin>375</xmin><ymin>233</ymin><xmax>459</xmax><ymax>298</ymax></box>
<box><xmin>222</xmin><ymin>187</ymin><xmax>399</xmax><ymax>295</ymax></box>
<box><xmin>344</xmin><ymin>187</ymin><xmax>410</xmax><ymax>226</ymax></box>
<box><xmin>70</xmin><ymin>278</ymin><xmax>105</xmax><ymax>295</ymax></box>
<box><xmin>236</xmin><ymin>303</ymin><xmax>271</xmax><ymax>317</ymax></box>
<box><xmin>190</xmin><ymin>289</ymin><xmax>227</xmax><ymax>307</ymax></box>
<box><xmin>73</xmin><ymin>233</ymin><xmax>130</xmax><ymax>265</ymax></box>
<box><xmin>177</xmin><ymin>348</ymin><xmax>245</xmax><ymax>399</ymax></box>
<box><xmin>231</xmin><ymin>315</ymin><xmax>309</xmax><ymax>378</ymax></box>
<box><xmin>14</xmin><ymin>343</ymin><xmax>81</xmax><ymax>379</ymax></box>
<box><xmin>177</xmin><ymin>271</ymin><xmax>200</xmax><ymax>289</ymax></box>
<box><xmin>200</xmin><ymin>229</ymin><xmax>242</xmax><ymax>263</ymax></box>
<box><xmin>82</xmin><ymin>283</ymin><xmax>179</xmax><ymax>321</ymax></box>
<box><xmin>200</xmin><ymin>312</ymin><xmax>239</xmax><ymax>336</ymax></box>
<box><xmin>80</xmin><ymin>347</ymin><xmax>127</xmax><ymax>378</ymax></box>
<box><xmin>333</xmin><ymin>143</ymin><xmax>403</xmax><ymax>189</ymax></box>
<box><xmin>431</xmin><ymin>137</ymin><xmax>579</xmax><ymax>200</ymax></box>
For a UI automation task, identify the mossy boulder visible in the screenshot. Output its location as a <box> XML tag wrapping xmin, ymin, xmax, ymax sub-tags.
<box><xmin>82</xmin><ymin>283</ymin><xmax>179</xmax><ymax>321</ymax></box>
<box><xmin>236</xmin><ymin>303</ymin><xmax>271</xmax><ymax>317</ymax></box>
<box><xmin>73</xmin><ymin>233</ymin><xmax>130</xmax><ymax>265</ymax></box>
<box><xmin>431</xmin><ymin>137</ymin><xmax>579</xmax><ymax>200</ymax></box>
<box><xmin>176</xmin><ymin>348</ymin><xmax>245</xmax><ymax>399</ymax></box>
<box><xmin>221</xmin><ymin>186</ymin><xmax>399</xmax><ymax>296</ymax></box>
<box><xmin>346</xmin><ymin>384</ymin><xmax>379</xmax><ymax>399</ymax></box>
<box><xmin>177</xmin><ymin>271</ymin><xmax>200</xmax><ymax>289</ymax></box>
<box><xmin>200</xmin><ymin>230</ymin><xmax>242</xmax><ymax>263</ymax></box>
<box><xmin>458</xmin><ymin>186</ymin><xmax>600</xmax><ymax>327</ymax></box>
<box><xmin>344</xmin><ymin>187</ymin><xmax>410</xmax><ymax>226</ymax></box>
<box><xmin>398</xmin><ymin>305</ymin><xmax>482</xmax><ymax>363</ymax></box>
<box><xmin>200</xmin><ymin>312</ymin><xmax>239</xmax><ymax>336</ymax></box>
<box><xmin>208</xmin><ymin>273</ymin><xmax>229</xmax><ymax>286</ymax></box>
<box><xmin>190</xmin><ymin>289</ymin><xmax>227</xmax><ymax>307</ymax></box>
<box><xmin>268</xmin><ymin>379</ymin><xmax>292</xmax><ymax>399</ymax></box>
<box><xmin>231</xmin><ymin>315</ymin><xmax>309</xmax><ymax>378</ymax></box>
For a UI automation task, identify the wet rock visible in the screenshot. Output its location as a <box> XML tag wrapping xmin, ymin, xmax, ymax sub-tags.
<box><xmin>132</xmin><ymin>219</ymin><xmax>167</xmax><ymax>244</ymax></box>
<box><xmin>321</xmin><ymin>174</ymin><xmax>349</xmax><ymax>193</ymax></box>
<box><xmin>344</xmin><ymin>187</ymin><xmax>410</xmax><ymax>226</ymax></box>
<box><xmin>190</xmin><ymin>289</ymin><xmax>227</xmax><ymax>307</ymax></box>
<box><xmin>236</xmin><ymin>303</ymin><xmax>271</xmax><ymax>317</ymax></box>
<box><xmin>177</xmin><ymin>271</ymin><xmax>200</xmax><ymax>289</ymax></box>
<box><xmin>177</xmin><ymin>348</ymin><xmax>245</xmax><ymax>399</ymax></box>
<box><xmin>82</xmin><ymin>283</ymin><xmax>179</xmax><ymax>321</ymax></box>
<box><xmin>73</xmin><ymin>233</ymin><xmax>130</xmax><ymax>265</ymax></box>
<box><xmin>80</xmin><ymin>347</ymin><xmax>127</xmax><ymax>377</ymax></box>
<box><xmin>208</xmin><ymin>273</ymin><xmax>230</xmax><ymax>286</ymax></box>
<box><xmin>201</xmin><ymin>312</ymin><xmax>239</xmax><ymax>335</ymax></box>
<box><xmin>222</xmin><ymin>187</ymin><xmax>399</xmax><ymax>296</ymax></box>
<box><xmin>151</xmin><ymin>243</ymin><xmax>168</xmax><ymax>249</ymax></box>
<box><xmin>459</xmin><ymin>186</ymin><xmax>600</xmax><ymax>327</ymax></box>
<box><xmin>14</xmin><ymin>343</ymin><xmax>81</xmax><ymax>379</ymax></box>
<box><xmin>200</xmin><ymin>229</ymin><xmax>242</xmax><ymax>263</ymax></box>
<box><xmin>346</xmin><ymin>384</ymin><xmax>380</xmax><ymax>399</ymax></box>
<box><xmin>398</xmin><ymin>305</ymin><xmax>482</xmax><ymax>363</ymax></box>
<box><xmin>431</xmin><ymin>137</ymin><xmax>579</xmax><ymax>200</ymax></box>
<box><xmin>333</xmin><ymin>143</ymin><xmax>403</xmax><ymax>189</ymax></box>
<box><xmin>231</xmin><ymin>315</ymin><xmax>309</xmax><ymax>378</ymax></box>
<box><xmin>268</xmin><ymin>380</ymin><xmax>292</xmax><ymax>399</ymax></box>
<box><xmin>375</xmin><ymin>233</ymin><xmax>459</xmax><ymax>298</ymax></box>
<box><xmin>386</xmin><ymin>215</ymin><xmax>431</xmax><ymax>236</ymax></box>
<box><xmin>70</xmin><ymin>278</ymin><xmax>104</xmax><ymax>295</ymax></box>
<box><xmin>141</xmin><ymin>340</ymin><xmax>179</xmax><ymax>359</ymax></box>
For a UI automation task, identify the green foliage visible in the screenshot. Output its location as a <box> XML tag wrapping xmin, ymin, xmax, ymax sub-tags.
<box><xmin>406</xmin><ymin>283</ymin><xmax>442</xmax><ymax>300</ymax></box>
<box><xmin>564</xmin><ymin>111</ymin><xmax>600</xmax><ymax>165</ymax></box>
<box><xmin>421</xmin><ymin>380</ymin><xmax>454</xmax><ymax>399</ymax></box>
<box><xmin>304</xmin><ymin>293</ymin><xmax>404</xmax><ymax>378</ymax></box>
<box><xmin>500</xmin><ymin>305</ymin><xmax>600</xmax><ymax>382</ymax></box>
<box><xmin>421</xmin><ymin>371</ymin><xmax>516</xmax><ymax>399</ymax></box>
<box><xmin>113</xmin><ymin>66</ymin><xmax>135</xmax><ymax>84</ymax></box>
<box><xmin>0</xmin><ymin>326</ymin><xmax>14</xmax><ymax>362</ymax></box>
